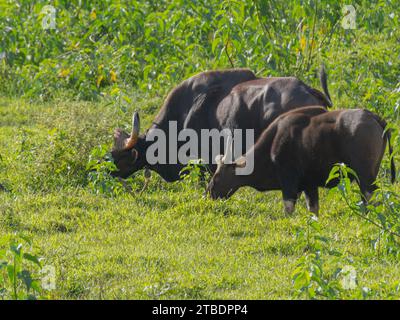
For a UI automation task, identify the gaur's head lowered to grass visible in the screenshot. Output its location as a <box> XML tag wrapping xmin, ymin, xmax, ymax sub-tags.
<box><xmin>111</xmin><ymin>112</ymin><xmax>147</xmax><ymax>178</ymax></box>
<box><xmin>207</xmin><ymin>135</ymin><xmax>247</xmax><ymax>199</ymax></box>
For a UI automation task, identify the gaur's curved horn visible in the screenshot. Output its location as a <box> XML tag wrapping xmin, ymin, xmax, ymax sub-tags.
<box><xmin>222</xmin><ymin>134</ymin><xmax>233</xmax><ymax>164</ymax></box>
<box><xmin>124</xmin><ymin>112</ymin><xmax>140</xmax><ymax>149</ymax></box>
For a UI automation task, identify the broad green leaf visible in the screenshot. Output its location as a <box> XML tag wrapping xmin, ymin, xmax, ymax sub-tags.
<box><xmin>23</xmin><ymin>253</ymin><xmax>42</xmax><ymax>268</ymax></box>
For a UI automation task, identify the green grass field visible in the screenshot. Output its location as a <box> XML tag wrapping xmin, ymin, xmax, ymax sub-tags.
<box><xmin>0</xmin><ymin>1</ymin><xmax>399</xmax><ymax>300</ymax></box>
<box><xmin>0</xmin><ymin>96</ymin><xmax>399</xmax><ymax>299</ymax></box>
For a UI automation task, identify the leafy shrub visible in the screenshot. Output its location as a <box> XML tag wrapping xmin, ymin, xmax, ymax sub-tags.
<box><xmin>292</xmin><ymin>159</ymin><xmax>400</xmax><ymax>299</ymax></box>
<box><xmin>1</xmin><ymin>0</ymin><xmax>399</xmax><ymax>111</ymax></box>
<box><xmin>86</xmin><ymin>144</ymin><xmax>125</xmax><ymax>196</ymax></box>
<box><xmin>0</xmin><ymin>235</ymin><xmax>49</xmax><ymax>300</ymax></box>
<box><xmin>327</xmin><ymin>163</ymin><xmax>400</xmax><ymax>259</ymax></box>
<box><xmin>179</xmin><ymin>159</ymin><xmax>210</xmax><ymax>189</ymax></box>
<box><xmin>292</xmin><ymin>212</ymin><xmax>376</xmax><ymax>299</ymax></box>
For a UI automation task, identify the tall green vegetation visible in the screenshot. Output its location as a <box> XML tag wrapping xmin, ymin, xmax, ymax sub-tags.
<box><xmin>1</xmin><ymin>0</ymin><xmax>399</xmax><ymax>117</ymax></box>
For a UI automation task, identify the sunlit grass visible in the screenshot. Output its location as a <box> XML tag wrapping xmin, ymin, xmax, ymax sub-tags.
<box><xmin>1</xmin><ymin>97</ymin><xmax>399</xmax><ymax>299</ymax></box>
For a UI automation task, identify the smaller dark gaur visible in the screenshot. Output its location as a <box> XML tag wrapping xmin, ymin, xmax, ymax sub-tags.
<box><xmin>207</xmin><ymin>106</ymin><xmax>396</xmax><ymax>215</ymax></box>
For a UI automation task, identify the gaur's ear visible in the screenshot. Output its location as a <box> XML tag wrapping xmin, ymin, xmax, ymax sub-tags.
<box><xmin>215</xmin><ymin>154</ymin><xmax>224</xmax><ymax>165</ymax></box>
<box><xmin>113</xmin><ymin>128</ymin><xmax>130</xmax><ymax>151</ymax></box>
<box><xmin>131</xmin><ymin>148</ymin><xmax>139</xmax><ymax>163</ymax></box>
<box><xmin>235</xmin><ymin>157</ymin><xmax>246</xmax><ymax>168</ymax></box>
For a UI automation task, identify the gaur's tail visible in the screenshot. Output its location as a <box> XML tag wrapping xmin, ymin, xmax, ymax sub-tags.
<box><xmin>369</xmin><ymin>111</ymin><xmax>396</xmax><ymax>183</ymax></box>
<box><xmin>387</xmin><ymin>129</ymin><xmax>396</xmax><ymax>184</ymax></box>
<box><xmin>319</xmin><ymin>64</ymin><xmax>333</xmax><ymax>108</ymax></box>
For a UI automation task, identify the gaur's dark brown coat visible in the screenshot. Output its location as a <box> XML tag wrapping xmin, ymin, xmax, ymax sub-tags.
<box><xmin>208</xmin><ymin>106</ymin><xmax>396</xmax><ymax>214</ymax></box>
<box><xmin>112</xmin><ymin>69</ymin><xmax>332</xmax><ymax>182</ymax></box>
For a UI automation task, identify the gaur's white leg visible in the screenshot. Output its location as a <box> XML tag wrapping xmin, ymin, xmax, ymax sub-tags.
<box><xmin>362</xmin><ymin>189</ymin><xmax>381</xmax><ymax>210</ymax></box>
<box><xmin>278</xmin><ymin>168</ymin><xmax>299</xmax><ymax>215</ymax></box>
<box><xmin>360</xmin><ymin>178</ymin><xmax>378</xmax><ymax>208</ymax></box>
<box><xmin>305</xmin><ymin>188</ymin><xmax>319</xmax><ymax>215</ymax></box>
<box><xmin>283</xmin><ymin>199</ymin><xmax>296</xmax><ymax>214</ymax></box>
<box><xmin>364</xmin><ymin>191</ymin><xmax>373</xmax><ymax>202</ymax></box>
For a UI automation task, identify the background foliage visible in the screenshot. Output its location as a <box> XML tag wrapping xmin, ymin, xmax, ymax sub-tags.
<box><xmin>0</xmin><ymin>0</ymin><xmax>399</xmax><ymax>299</ymax></box>
<box><xmin>1</xmin><ymin>0</ymin><xmax>399</xmax><ymax>117</ymax></box>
